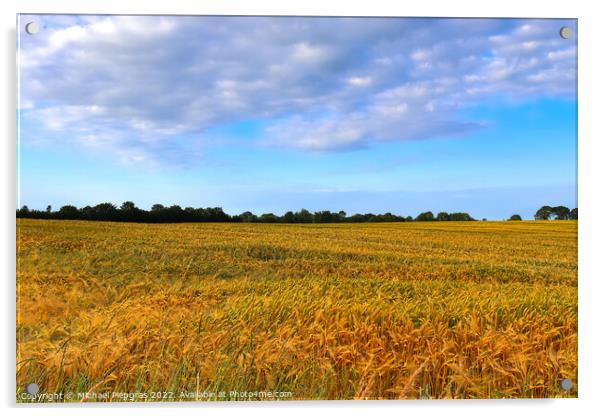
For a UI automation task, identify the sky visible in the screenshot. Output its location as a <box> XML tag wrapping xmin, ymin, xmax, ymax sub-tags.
<box><xmin>17</xmin><ymin>15</ymin><xmax>577</xmax><ymax>220</ymax></box>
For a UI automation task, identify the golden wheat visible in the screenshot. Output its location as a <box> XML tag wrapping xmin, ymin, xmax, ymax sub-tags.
<box><xmin>16</xmin><ymin>219</ymin><xmax>577</xmax><ymax>401</ymax></box>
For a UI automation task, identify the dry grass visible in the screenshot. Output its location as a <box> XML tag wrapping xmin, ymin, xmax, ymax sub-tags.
<box><xmin>16</xmin><ymin>219</ymin><xmax>577</xmax><ymax>401</ymax></box>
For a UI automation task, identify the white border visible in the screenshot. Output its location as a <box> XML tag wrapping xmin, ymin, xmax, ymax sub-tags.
<box><xmin>2</xmin><ymin>1</ymin><xmax>601</xmax><ymax>415</ymax></box>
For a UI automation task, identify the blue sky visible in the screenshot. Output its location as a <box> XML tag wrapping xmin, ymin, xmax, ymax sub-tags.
<box><xmin>17</xmin><ymin>16</ymin><xmax>577</xmax><ymax>219</ymax></box>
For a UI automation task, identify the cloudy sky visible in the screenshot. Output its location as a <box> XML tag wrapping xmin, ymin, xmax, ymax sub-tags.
<box><xmin>17</xmin><ymin>15</ymin><xmax>577</xmax><ymax>219</ymax></box>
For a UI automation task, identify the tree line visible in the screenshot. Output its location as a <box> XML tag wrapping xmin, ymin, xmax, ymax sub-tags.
<box><xmin>504</xmin><ymin>206</ymin><xmax>577</xmax><ymax>221</ymax></box>
<box><xmin>16</xmin><ymin>202</ymin><xmax>477</xmax><ymax>224</ymax></box>
<box><xmin>15</xmin><ymin>203</ymin><xmax>577</xmax><ymax>223</ymax></box>
<box><xmin>533</xmin><ymin>205</ymin><xmax>577</xmax><ymax>220</ymax></box>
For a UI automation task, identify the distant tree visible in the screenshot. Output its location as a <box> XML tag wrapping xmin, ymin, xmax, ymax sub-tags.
<box><xmin>509</xmin><ymin>214</ymin><xmax>522</xmax><ymax>221</ymax></box>
<box><xmin>448</xmin><ymin>212</ymin><xmax>475</xmax><ymax>221</ymax></box>
<box><xmin>314</xmin><ymin>211</ymin><xmax>334</xmax><ymax>223</ymax></box>
<box><xmin>330</xmin><ymin>212</ymin><xmax>343</xmax><ymax>222</ymax></box>
<box><xmin>164</xmin><ymin>205</ymin><xmax>183</xmax><ymax>222</ymax></box>
<box><xmin>17</xmin><ymin>202</ymin><xmax>483</xmax><ymax>225</ymax></box>
<box><xmin>238</xmin><ymin>211</ymin><xmax>258</xmax><ymax>223</ymax></box>
<box><xmin>348</xmin><ymin>214</ymin><xmax>366</xmax><ymax>223</ymax></box>
<box><xmin>120</xmin><ymin>201</ymin><xmax>142</xmax><ymax>221</ymax></box>
<box><xmin>149</xmin><ymin>204</ymin><xmax>167</xmax><ymax>222</ymax></box>
<box><xmin>92</xmin><ymin>203</ymin><xmax>118</xmax><ymax>221</ymax></box>
<box><xmin>436</xmin><ymin>212</ymin><xmax>450</xmax><ymax>221</ymax></box>
<box><xmin>259</xmin><ymin>213</ymin><xmax>279</xmax><ymax>223</ymax></box>
<box><xmin>535</xmin><ymin>205</ymin><xmax>553</xmax><ymax>220</ymax></box>
<box><xmin>184</xmin><ymin>207</ymin><xmax>196</xmax><ymax>221</ymax></box>
<box><xmin>569</xmin><ymin>208</ymin><xmax>578</xmax><ymax>220</ymax></box>
<box><xmin>296</xmin><ymin>209</ymin><xmax>313</xmax><ymax>223</ymax></box>
<box><xmin>120</xmin><ymin>201</ymin><xmax>136</xmax><ymax>211</ymax></box>
<box><xmin>415</xmin><ymin>211</ymin><xmax>435</xmax><ymax>221</ymax></box>
<box><xmin>17</xmin><ymin>205</ymin><xmax>29</xmax><ymax>218</ymax></box>
<box><xmin>365</xmin><ymin>213</ymin><xmax>378</xmax><ymax>222</ymax></box>
<box><xmin>482</xmin><ymin>218</ymin><xmax>487</xmax><ymax>222</ymax></box>
<box><xmin>58</xmin><ymin>205</ymin><xmax>79</xmax><ymax>219</ymax></box>
<box><xmin>551</xmin><ymin>206</ymin><xmax>570</xmax><ymax>220</ymax></box>
<box><xmin>206</xmin><ymin>207</ymin><xmax>230</xmax><ymax>222</ymax></box>
<box><xmin>283</xmin><ymin>211</ymin><xmax>295</xmax><ymax>223</ymax></box>
<box><xmin>379</xmin><ymin>212</ymin><xmax>398</xmax><ymax>222</ymax></box>
<box><xmin>80</xmin><ymin>205</ymin><xmax>94</xmax><ymax>220</ymax></box>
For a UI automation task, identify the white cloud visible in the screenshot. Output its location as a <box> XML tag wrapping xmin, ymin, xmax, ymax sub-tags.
<box><xmin>548</xmin><ymin>48</ymin><xmax>574</xmax><ymax>61</ymax></box>
<box><xmin>347</xmin><ymin>76</ymin><xmax>372</xmax><ymax>87</ymax></box>
<box><xmin>410</xmin><ymin>49</ymin><xmax>430</xmax><ymax>61</ymax></box>
<box><xmin>291</xmin><ymin>42</ymin><xmax>330</xmax><ymax>64</ymax></box>
<box><xmin>18</xmin><ymin>16</ymin><xmax>577</xmax><ymax>165</ymax></box>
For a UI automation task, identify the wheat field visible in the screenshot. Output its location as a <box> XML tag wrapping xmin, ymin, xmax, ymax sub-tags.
<box><xmin>16</xmin><ymin>219</ymin><xmax>577</xmax><ymax>401</ymax></box>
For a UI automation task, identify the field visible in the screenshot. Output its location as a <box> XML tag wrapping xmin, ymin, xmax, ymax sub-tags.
<box><xmin>16</xmin><ymin>219</ymin><xmax>577</xmax><ymax>401</ymax></box>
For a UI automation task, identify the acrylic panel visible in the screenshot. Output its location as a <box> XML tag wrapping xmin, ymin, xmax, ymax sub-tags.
<box><xmin>16</xmin><ymin>15</ymin><xmax>577</xmax><ymax>402</ymax></box>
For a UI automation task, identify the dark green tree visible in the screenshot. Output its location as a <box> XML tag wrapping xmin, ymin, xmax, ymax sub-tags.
<box><xmin>551</xmin><ymin>206</ymin><xmax>570</xmax><ymax>220</ymax></box>
<box><xmin>259</xmin><ymin>213</ymin><xmax>279</xmax><ymax>223</ymax></box>
<box><xmin>80</xmin><ymin>205</ymin><xmax>93</xmax><ymax>220</ymax></box>
<box><xmin>436</xmin><ymin>212</ymin><xmax>450</xmax><ymax>221</ymax></box>
<box><xmin>120</xmin><ymin>201</ymin><xmax>136</xmax><ymax>211</ymax></box>
<box><xmin>17</xmin><ymin>205</ymin><xmax>29</xmax><ymax>217</ymax></box>
<box><xmin>92</xmin><ymin>203</ymin><xmax>118</xmax><ymax>220</ymax></box>
<box><xmin>314</xmin><ymin>211</ymin><xmax>333</xmax><ymax>223</ymax></box>
<box><xmin>509</xmin><ymin>214</ymin><xmax>522</xmax><ymax>221</ymax></box>
<box><xmin>535</xmin><ymin>205</ymin><xmax>553</xmax><ymax>220</ymax></box>
<box><xmin>58</xmin><ymin>205</ymin><xmax>79</xmax><ymax>219</ymax></box>
<box><xmin>448</xmin><ymin>212</ymin><xmax>475</xmax><ymax>221</ymax></box>
<box><xmin>283</xmin><ymin>211</ymin><xmax>295</xmax><ymax>223</ymax></box>
<box><xmin>120</xmin><ymin>201</ymin><xmax>141</xmax><ymax>221</ymax></box>
<box><xmin>206</xmin><ymin>207</ymin><xmax>229</xmax><ymax>222</ymax></box>
<box><xmin>415</xmin><ymin>211</ymin><xmax>435</xmax><ymax>221</ymax></box>
<box><xmin>239</xmin><ymin>211</ymin><xmax>257</xmax><ymax>223</ymax></box>
<box><xmin>295</xmin><ymin>209</ymin><xmax>313</xmax><ymax>223</ymax></box>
